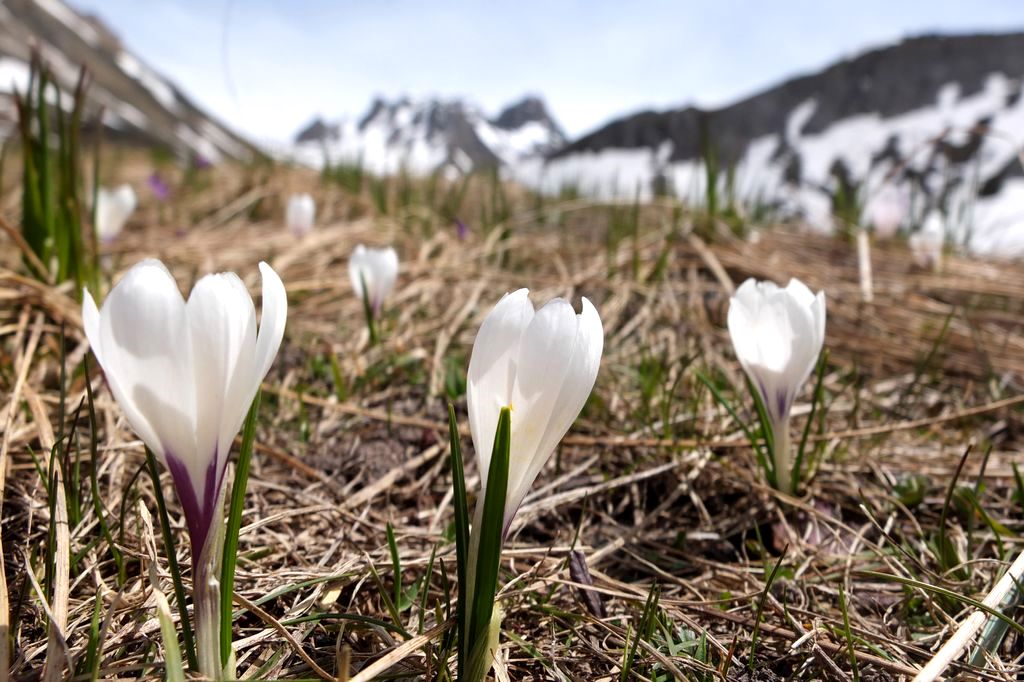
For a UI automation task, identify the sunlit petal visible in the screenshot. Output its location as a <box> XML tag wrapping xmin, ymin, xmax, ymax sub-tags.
<box><xmin>467</xmin><ymin>289</ymin><xmax>603</xmax><ymax>530</ymax></box>
<box><xmin>286</xmin><ymin>193</ymin><xmax>316</xmax><ymax>236</ymax></box>
<box><xmin>467</xmin><ymin>288</ymin><xmax>534</xmax><ymax>480</ymax></box>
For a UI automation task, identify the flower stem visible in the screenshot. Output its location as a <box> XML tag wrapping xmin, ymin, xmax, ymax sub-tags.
<box><xmin>194</xmin><ymin>560</ymin><xmax>223</xmax><ymax>679</ymax></box>
<box><xmin>358</xmin><ymin>272</ymin><xmax>378</xmax><ymax>346</ymax></box>
<box><xmin>194</xmin><ymin>479</ymin><xmax>229</xmax><ymax>680</ymax></box>
<box><xmin>145</xmin><ymin>449</ymin><xmax>197</xmax><ymax>671</ymax></box>
<box><xmin>773</xmin><ymin>416</ymin><xmax>793</xmax><ymax>495</ymax></box>
<box><xmin>220</xmin><ymin>392</ymin><xmax>261</xmax><ymax>668</ymax></box>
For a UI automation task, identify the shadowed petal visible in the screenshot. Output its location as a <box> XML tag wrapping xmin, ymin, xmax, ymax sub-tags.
<box><xmin>82</xmin><ymin>290</ymin><xmax>103</xmax><ymax>366</ymax></box>
<box><xmin>187</xmin><ymin>271</ymin><xmax>257</xmax><ymax>496</ymax></box>
<box><xmin>349</xmin><ymin>244</ymin><xmax>372</xmax><ymax>300</ymax></box>
<box><xmin>505</xmin><ymin>298</ymin><xmax>579</xmax><ymax>503</ymax></box>
<box><xmin>507</xmin><ymin>297</ymin><xmax>603</xmax><ymax>524</ymax></box>
<box><xmin>254</xmin><ymin>262</ymin><xmax>288</xmax><ymax>383</ymax></box>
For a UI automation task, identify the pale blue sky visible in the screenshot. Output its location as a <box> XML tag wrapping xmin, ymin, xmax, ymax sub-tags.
<box><xmin>72</xmin><ymin>1</ymin><xmax>1023</xmax><ymax>144</ymax></box>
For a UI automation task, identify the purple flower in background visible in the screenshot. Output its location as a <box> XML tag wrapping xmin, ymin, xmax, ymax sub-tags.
<box><xmin>193</xmin><ymin>154</ymin><xmax>212</xmax><ymax>170</ymax></box>
<box><xmin>148</xmin><ymin>173</ymin><xmax>171</xmax><ymax>201</ymax></box>
<box><xmin>455</xmin><ymin>218</ymin><xmax>469</xmax><ymax>240</ymax></box>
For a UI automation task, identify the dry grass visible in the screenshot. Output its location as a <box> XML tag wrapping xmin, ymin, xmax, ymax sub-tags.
<box><xmin>2</xmin><ymin>161</ymin><xmax>1024</xmax><ymax>680</ymax></box>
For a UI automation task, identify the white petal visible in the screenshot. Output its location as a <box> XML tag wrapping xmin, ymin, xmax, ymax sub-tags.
<box><xmin>94</xmin><ymin>260</ymin><xmax>195</xmax><ymax>465</ymax></box>
<box><xmin>349</xmin><ymin>244</ymin><xmax>371</xmax><ymax>300</ymax></box>
<box><xmin>730</xmin><ymin>278</ymin><xmax>763</xmax><ymax>312</ymax></box>
<box><xmin>812</xmin><ymin>291</ymin><xmax>827</xmax><ymax>351</ymax></box>
<box><xmin>82</xmin><ymin>289</ymin><xmax>103</xmax><ymax>366</ymax></box>
<box><xmin>187</xmin><ymin>271</ymin><xmax>257</xmax><ymax>492</ymax></box>
<box><xmin>374</xmin><ymin>247</ymin><xmax>399</xmax><ymax>306</ymax></box>
<box><xmin>506</xmin><ymin>297</ymin><xmax>603</xmax><ymax>521</ymax></box>
<box><xmin>784</xmin><ymin>278</ymin><xmax>816</xmax><ymax>308</ymax></box>
<box><xmin>286</xmin><ymin>193</ymin><xmax>315</xmax><ymax>235</ymax></box>
<box><xmin>254</xmin><ymin>262</ymin><xmax>288</xmax><ymax>383</ymax></box>
<box><xmin>466</xmin><ymin>289</ymin><xmax>534</xmax><ymax>481</ymax></box>
<box><xmin>778</xmin><ymin>287</ymin><xmax>820</xmax><ymax>402</ymax></box>
<box><xmin>95</xmin><ymin>185</ymin><xmax>137</xmax><ymax>241</ymax></box>
<box><xmin>505</xmin><ymin>298</ymin><xmax>579</xmax><ymax>494</ymax></box>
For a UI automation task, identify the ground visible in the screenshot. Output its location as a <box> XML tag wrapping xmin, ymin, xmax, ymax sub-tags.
<box><xmin>2</xmin><ymin>161</ymin><xmax>1024</xmax><ymax>680</ymax></box>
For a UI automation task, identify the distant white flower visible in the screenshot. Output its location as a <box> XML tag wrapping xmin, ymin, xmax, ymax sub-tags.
<box><xmin>728</xmin><ymin>278</ymin><xmax>826</xmax><ymax>492</ymax></box>
<box><xmin>82</xmin><ymin>259</ymin><xmax>287</xmax><ymax>557</ymax></box>
<box><xmin>285</xmin><ymin>193</ymin><xmax>316</xmax><ymax>237</ymax></box>
<box><xmin>467</xmin><ymin>289</ymin><xmax>604</xmax><ymax>530</ymax></box>
<box><xmin>95</xmin><ymin>185</ymin><xmax>137</xmax><ymax>242</ymax></box>
<box><xmin>863</xmin><ymin>185</ymin><xmax>907</xmax><ymax>238</ymax></box>
<box><xmin>909</xmin><ymin>223</ymin><xmax>944</xmax><ymax>271</ymax></box>
<box><xmin>349</xmin><ymin>244</ymin><xmax>399</xmax><ymax>314</ymax></box>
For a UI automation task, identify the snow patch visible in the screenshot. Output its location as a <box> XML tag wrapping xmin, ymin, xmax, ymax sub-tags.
<box><xmin>0</xmin><ymin>58</ymin><xmax>30</xmax><ymax>94</ymax></box>
<box><xmin>35</xmin><ymin>0</ymin><xmax>100</xmax><ymax>45</ymax></box>
<box><xmin>527</xmin><ymin>72</ymin><xmax>1024</xmax><ymax>255</ymax></box>
<box><xmin>116</xmin><ymin>52</ymin><xmax>178</xmax><ymax>111</ymax></box>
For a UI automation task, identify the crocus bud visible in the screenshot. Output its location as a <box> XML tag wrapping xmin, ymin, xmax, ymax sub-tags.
<box><xmin>863</xmin><ymin>186</ymin><xmax>907</xmax><ymax>238</ymax></box>
<box><xmin>909</xmin><ymin>218</ymin><xmax>944</xmax><ymax>271</ymax></box>
<box><xmin>82</xmin><ymin>259</ymin><xmax>287</xmax><ymax>557</ymax></box>
<box><xmin>95</xmin><ymin>185</ymin><xmax>137</xmax><ymax>242</ymax></box>
<box><xmin>285</xmin><ymin>193</ymin><xmax>316</xmax><ymax>237</ymax></box>
<box><xmin>727</xmin><ymin>278</ymin><xmax>826</xmax><ymax>493</ymax></box>
<box><xmin>349</xmin><ymin>244</ymin><xmax>399</xmax><ymax>315</ymax></box>
<box><xmin>466</xmin><ymin>289</ymin><xmax>604</xmax><ymax>530</ymax></box>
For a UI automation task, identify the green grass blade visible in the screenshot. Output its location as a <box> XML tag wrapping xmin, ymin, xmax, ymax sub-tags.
<box><xmin>219</xmin><ymin>390</ymin><xmax>261</xmax><ymax>666</ymax></box>
<box><xmin>359</xmin><ymin>271</ymin><xmax>378</xmax><ymax>345</ymax></box>
<box><xmin>859</xmin><ymin>570</ymin><xmax>1024</xmax><ymax>636</ymax></box>
<box><xmin>83</xmin><ymin>357</ymin><xmax>124</xmax><ymax>583</ymax></box>
<box><xmin>448</xmin><ymin>404</ymin><xmax>470</xmax><ymax>677</ymax></box>
<box><xmin>792</xmin><ymin>349</ymin><xmax>829</xmax><ymax>492</ymax></box>
<box><xmin>154</xmin><ymin>587</ymin><xmax>186</xmax><ymax>682</ymax></box>
<box><xmin>465</xmin><ymin>406</ymin><xmax>511</xmax><ymax>682</ymax></box>
<box><xmin>838</xmin><ymin>585</ymin><xmax>860</xmax><ymax>681</ymax></box>
<box><xmin>749</xmin><ymin>545</ymin><xmax>787</xmax><ymax>670</ymax></box>
<box><xmin>386</xmin><ymin>521</ymin><xmax>402</xmax><ymax>609</ymax></box>
<box><xmin>695</xmin><ymin>371</ymin><xmax>775</xmax><ymax>487</ymax></box>
<box><xmin>81</xmin><ymin>594</ymin><xmax>102</xmax><ymax>678</ymax></box>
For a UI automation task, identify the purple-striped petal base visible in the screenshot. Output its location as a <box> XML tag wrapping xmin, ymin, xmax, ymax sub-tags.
<box><xmin>165</xmin><ymin>451</ymin><xmax>222</xmax><ymax>558</ymax></box>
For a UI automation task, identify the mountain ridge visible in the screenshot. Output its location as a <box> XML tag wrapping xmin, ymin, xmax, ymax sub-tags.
<box><xmin>555</xmin><ymin>32</ymin><xmax>1024</xmax><ymax>163</ymax></box>
<box><xmin>524</xmin><ymin>31</ymin><xmax>1024</xmax><ymax>254</ymax></box>
<box><xmin>293</xmin><ymin>94</ymin><xmax>566</xmax><ymax>175</ymax></box>
<box><xmin>0</xmin><ymin>0</ymin><xmax>256</xmax><ymax>162</ymax></box>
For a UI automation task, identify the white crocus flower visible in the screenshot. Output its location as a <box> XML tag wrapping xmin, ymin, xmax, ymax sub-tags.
<box><xmin>95</xmin><ymin>184</ymin><xmax>137</xmax><ymax>242</ymax></box>
<box><xmin>727</xmin><ymin>278</ymin><xmax>826</xmax><ymax>493</ymax></box>
<box><xmin>349</xmin><ymin>244</ymin><xmax>399</xmax><ymax>315</ymax></box>
<box><xmin>285</xmin><ymin>193</ymin><xmax>316</xmax><ymax>237</ymax></box>
<box><xmin>82</xmin><ymin>259</ymin><xmax>287</xmax><ymax>557</ymax></box>
<box><xmin>909</xmin><ymin>215</ymin><xmax>944</xmax><ymax>271</ymax></box>
<box><xmin>466</xmin><ymin>288</ymin><xmax>604</xmax><ymax>531</ymax></box>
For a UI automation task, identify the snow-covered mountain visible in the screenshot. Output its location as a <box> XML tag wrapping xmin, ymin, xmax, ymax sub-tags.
<box><xmin>293</xmin><ymin>95</ymin><xmax>566</xmax><ymax>175</ymax></box>
<box><xmin>514</xmin><ymin>33</ymin><xmax>1024</xmax><ymax>255</ymax></box>
<box><xmin>0</xmin><ymin>0</ymin><xmax>255</xmax><ymax>162</ymax></box>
